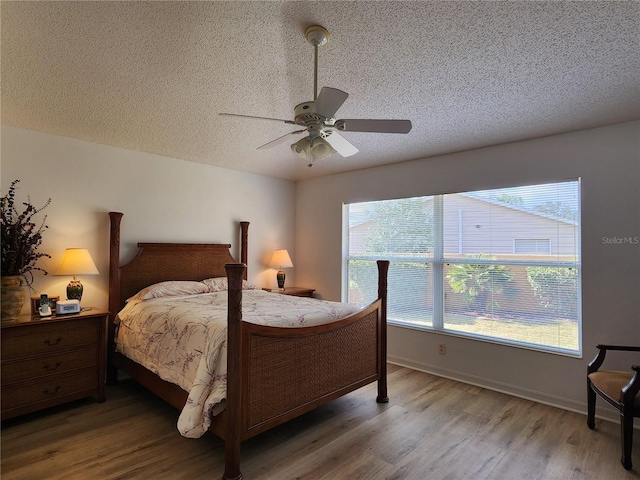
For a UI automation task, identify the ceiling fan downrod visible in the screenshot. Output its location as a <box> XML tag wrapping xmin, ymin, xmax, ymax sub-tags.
<box><xmin>305</xmin><ymin>25</ymin><xmax>330</xmax><ymax>101</ymax></box>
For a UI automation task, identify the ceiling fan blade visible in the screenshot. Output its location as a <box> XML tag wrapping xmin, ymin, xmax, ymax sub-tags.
<box><xmin>323</xmin><ymin>131</ymin><xmax>359</xmax><ymax>157</ymax></box>
<box><xmin>338</xmin><ymin>119</ymin><xmax>412</xmax><ymax>134</ymax></box>
<box><xmin>219</xmin><ymin>113</ymin><xmax>296</xmax><ymax>125</ymax></box>
<box><xmin>313</xmin><ymin>87</ymin><xmax>349</xmax><ymax>119</ymax></box>
<box><xmin>257</xmin><ymin>130</ymin><xmax>306</xmax><ymax>150</ymax></box>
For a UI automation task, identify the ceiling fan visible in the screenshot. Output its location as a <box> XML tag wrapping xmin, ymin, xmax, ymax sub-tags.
<box><xmin>219</xmin><ymin>25</ymin><xmax>412</xmax><ymax>167</ymax></box>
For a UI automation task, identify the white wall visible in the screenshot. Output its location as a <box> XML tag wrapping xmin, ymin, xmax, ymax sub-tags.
<box><xmin>1</xmin><ymin>126</ymin><xmax>296</xmax><ymax>313</ymax></box>
<box><xmin>3</xmin><ymin>123</ymin><xmax>638</xmax><ymax>420</ymax></box>
<box><xmin>296</xmin><ymin>121</ymin><xmax>640</xmax><ymax>419</ymax></box>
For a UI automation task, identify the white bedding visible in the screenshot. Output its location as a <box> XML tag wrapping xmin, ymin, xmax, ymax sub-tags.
<box><xmin>115</xmin><ymin>289</ymin><xmax>360</xmax><ymax>438</ymax></box>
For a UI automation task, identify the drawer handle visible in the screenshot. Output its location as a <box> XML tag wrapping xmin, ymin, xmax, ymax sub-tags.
<box><xmin>44</xmin><ymin>337</ymin><xmax>63</xmax><ymax>346</ymax></box>
<box><xmin>42</xmin><ymin>385</ymin><xmax>61</xmax><ymax>395</ymax></box>
<box><xmin>43</xmin><ymin>361</ymin><xmax>62</xmax><ymax>371</ymax></box>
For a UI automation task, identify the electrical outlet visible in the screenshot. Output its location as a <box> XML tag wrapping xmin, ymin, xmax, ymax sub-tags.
<box><xmin>438</xmin><ymin>343</ymin><xmax>446</xmax><ymax>355</ymax></box>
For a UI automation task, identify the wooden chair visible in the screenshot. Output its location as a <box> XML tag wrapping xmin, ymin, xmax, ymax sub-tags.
<box><xmin>587</xmin><ymin>344</ymin><xmax>640</xmax><ymax>470</ymax></box>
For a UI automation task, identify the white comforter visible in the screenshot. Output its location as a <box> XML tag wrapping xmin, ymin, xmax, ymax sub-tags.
<box><xmin>115</xmin><ymin>289</ymin><xmax>360</xmax><ymax>438</ymax></box>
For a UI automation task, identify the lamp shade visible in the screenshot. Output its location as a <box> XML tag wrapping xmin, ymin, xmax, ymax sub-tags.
<box><xmin>269</xmin><ymin>249</ymin><xmax>293</xmax><ymax>269</ymax></box>
<box><xmin>54</xmin><ymin>248</ymin><xmax>99</xmax><ymax>276</ymax></box>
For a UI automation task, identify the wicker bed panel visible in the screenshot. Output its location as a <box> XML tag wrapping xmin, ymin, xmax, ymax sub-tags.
<box><xmin>246</xmin><ymin>310</ymin><xmax>379</xmax><ymax>428</ymax></box>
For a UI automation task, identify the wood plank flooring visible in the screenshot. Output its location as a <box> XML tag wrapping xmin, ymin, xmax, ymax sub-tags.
<box><xmin>1</xmin><ymin>364</ymin><xmax>638</xmax><ymax>479</ymax></box>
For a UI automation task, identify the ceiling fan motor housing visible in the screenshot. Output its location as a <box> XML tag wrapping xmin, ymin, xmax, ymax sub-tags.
<box><xmin>294</xmin><ymin>101</ymin><xmax>325</xmax><ymax>127</ymax></box>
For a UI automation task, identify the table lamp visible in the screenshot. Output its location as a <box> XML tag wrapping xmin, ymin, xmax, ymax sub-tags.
<box><xmin>269</xmin><ymin>249</ymin><xmax>293</xmax><ymax>290</ymax></box>
<box><xmin>54</xmin><ymin>248</ymin><xmax>99</xmax><ymax>301</ymax></box>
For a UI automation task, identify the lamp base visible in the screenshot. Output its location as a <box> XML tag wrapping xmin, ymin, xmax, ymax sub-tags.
<box><xmin>67</xmin><ymin>279</ymin><xmax>83</xmax><ymax>301</ymax></box>
<box><xmin>276</xmin><ymin>270</ymin><xmax>286</xmax><ymax>289</ymax></box>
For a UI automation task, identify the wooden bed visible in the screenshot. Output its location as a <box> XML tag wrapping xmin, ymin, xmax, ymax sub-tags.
<box><xmin>107</xmin><ymin>212</ymin><xmax>389</xmax><ymax>480</ymax></box>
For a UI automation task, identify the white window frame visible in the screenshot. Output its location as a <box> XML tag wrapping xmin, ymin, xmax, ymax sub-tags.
<box><xmin>343</xmin><ymin>180</ymin><xmax>582</xmax><ymax>357</ymax></box>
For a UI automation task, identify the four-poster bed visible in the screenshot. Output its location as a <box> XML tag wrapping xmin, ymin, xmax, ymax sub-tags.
<box><xmin>107</xmin><ymin>212</ymin><xmax>389</xmax><ymax>480</ymax></box>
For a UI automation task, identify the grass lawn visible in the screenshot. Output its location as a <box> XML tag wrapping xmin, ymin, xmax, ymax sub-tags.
<box><xmin>391</xmin><ymin>311</ymin><xmax>579</xmax><ymax>351</ymax></box>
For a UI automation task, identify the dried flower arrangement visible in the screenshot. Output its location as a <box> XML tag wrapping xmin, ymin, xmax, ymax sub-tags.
<box><xmin>1</xmin><ymin>179</ymin><xmax>51</xmax><ymax>286</ymax></box>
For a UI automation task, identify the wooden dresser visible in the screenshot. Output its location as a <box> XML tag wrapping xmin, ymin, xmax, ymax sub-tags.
<box><xmin>1</xmin><ymin>308</ymin><xmax>108</xmax><ymax>420</ymax></box>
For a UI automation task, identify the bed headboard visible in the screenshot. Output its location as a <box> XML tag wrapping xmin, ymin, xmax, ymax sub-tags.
<box><xmin>108</xmin><ymin>212</ymin><xmax>249</xmax><ymax>322</ymax></box>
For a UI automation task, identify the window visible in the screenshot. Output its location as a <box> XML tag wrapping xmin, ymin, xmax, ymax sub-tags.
<box><xmin>514</xmin><ymin>239</ymin><xmax>551</xmax><ymax>254</ymax></box>
<box><xmin>344</xmin><ymin>180</ymin><xmax>581</xmax><ymax>355</ymax></box>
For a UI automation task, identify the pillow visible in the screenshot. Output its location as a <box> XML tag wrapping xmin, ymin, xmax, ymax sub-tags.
<box><xmin>201</xmin><ymin>277</ymin><xmax>256</xmax><ymax>292</ymax></box>
<box><xmin>128</xmin><ymin>280</ymin><xmax>210</xmax><ymax>302</ymax></box>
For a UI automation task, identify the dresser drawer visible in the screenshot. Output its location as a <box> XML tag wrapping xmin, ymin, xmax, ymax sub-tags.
<box><xmin>1</xmin><ymin>369</ymin><xmax>98</xmax><ymax>411</ymax></box>
<box><xmin>1</xmin><ymin>347</ymin><xmax>98</xmax><ymax>384</ymax></box>
<box><xmin>1</xmin><ymin>322</ymin><xmax>99</xmax><ymax>358</ymax></box>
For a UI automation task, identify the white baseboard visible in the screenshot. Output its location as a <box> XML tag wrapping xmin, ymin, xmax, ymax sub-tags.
<box><xmin>387</xmin><ymin>354</ymin><xmax>635</xmax><ymax>428</ymax></box>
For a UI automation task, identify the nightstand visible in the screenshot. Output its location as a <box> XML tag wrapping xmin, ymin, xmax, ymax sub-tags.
<box><xmin>1</xmin><ymin>308</ymin><xmax>109</xmax><ymax>420</ymax></box>
<box><xmin>262</xmin><ymin>287</ymin><xmax>315</xmax><ymax>297</ymax></box>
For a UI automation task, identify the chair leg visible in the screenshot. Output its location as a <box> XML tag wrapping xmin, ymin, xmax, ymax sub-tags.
<box><xmin>587</xmin><ymin>379</ymin><xmax>596</xmax><ymax>430</ymax></box>
<box><xmin>621</xmin><ymin>410</ymin><xmax>634</xmax><ymax>470</ymax></box>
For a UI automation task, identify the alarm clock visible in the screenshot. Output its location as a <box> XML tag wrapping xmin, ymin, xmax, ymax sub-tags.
<box><xmin>56</xmin><ymin>299</ymin><xmax>81</xmax><ymax>314</ymax></box>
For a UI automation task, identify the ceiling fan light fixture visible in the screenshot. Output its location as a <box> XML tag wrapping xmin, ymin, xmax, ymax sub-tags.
<box><xmin>291</xmin><ymin>138</ymin><xmax>311</xmax><ymax>159</ymax></box>
<box><xmin>310</xmin><ymin>138</ymin><xmax>336</xmax><ymax>159</ymax></box>
<box><xmin>291</xmin><ymin>136</ymin><xmax>336</xmax><ymax>163</ymax></box>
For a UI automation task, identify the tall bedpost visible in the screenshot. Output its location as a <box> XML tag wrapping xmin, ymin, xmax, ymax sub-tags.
<box><xmin>224</xmin><ymin>262</ymin><xmax>246</xmax><ymax>480</ymax></box>
<box><xmin>107</xmin><ymin>212</ymin><xmax>123</xmax><ymax>385</ymax></box>
<box><xmin>239</xmin><ymin>222</ymin><xmax>249</xmax><ymax>281</ymax></box>
<box><xmin>376</xmin><ymin>260</ymin><xmax>389</xmax><ymax>403</ymax></box>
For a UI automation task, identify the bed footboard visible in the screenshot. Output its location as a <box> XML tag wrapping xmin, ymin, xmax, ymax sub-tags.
<box><xmin>221</xmin><ymin>260</ymin><xmax>389</xmax><ymax>480</ymax></box>
<box><xmin>244</xmin><ymin>299</ymin><xmax>382</xmax><ymax>436</ymax></box>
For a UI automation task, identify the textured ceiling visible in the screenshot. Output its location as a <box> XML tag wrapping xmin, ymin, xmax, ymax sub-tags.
<box><xmin>2</xmin><ymin>1</ymin><xmax>639</xmax><ymax>181</ymax></box>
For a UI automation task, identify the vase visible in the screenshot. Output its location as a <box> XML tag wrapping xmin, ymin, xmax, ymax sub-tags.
<box><xmin>1</xmin><ymin>275</ymin><xmax>26</xmax><ymax>322</ymax></box>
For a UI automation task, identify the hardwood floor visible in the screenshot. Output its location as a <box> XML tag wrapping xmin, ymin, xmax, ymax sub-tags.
<box><xmin>1</xmin><ymin>364</ymin><xmax>638</xmax><ymax>480</ymax></box>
